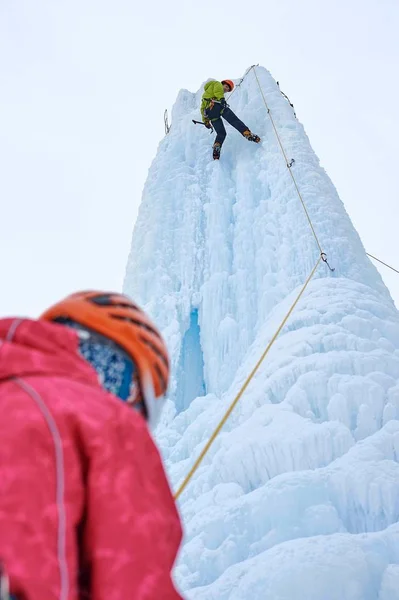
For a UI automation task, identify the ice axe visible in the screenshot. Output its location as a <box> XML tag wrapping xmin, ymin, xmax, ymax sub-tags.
<box><xmin>192</xmin><ymin>119</ymin><xmax>214</xmax><ymax>133</ymax></box>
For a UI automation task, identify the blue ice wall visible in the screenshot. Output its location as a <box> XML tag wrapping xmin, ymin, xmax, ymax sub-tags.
<box><xmin>175</xmin><ymin>309</ymin><xmax>206</xmax><ymax>413</ymax></box>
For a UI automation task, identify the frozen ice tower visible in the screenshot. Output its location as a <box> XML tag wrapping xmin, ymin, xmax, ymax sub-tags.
<box><xmin>124</xmin><ymin>66</ymin><xmax>399</xmax><ymax>599</ymax></box>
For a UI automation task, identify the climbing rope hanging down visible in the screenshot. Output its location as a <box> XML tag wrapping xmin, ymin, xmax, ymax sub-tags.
<box><xmin>252</xmin><ymin>66</ymin><xmax>334</xmax><ymax>272</ymax></box>
<box><xmin>225</xmin><ymin>64</ymin><xmax>258</xmax><ymax>102</ymax></box>
<box><xmin>251</xmin><ymin>69</ymin><xmax>399</xmax><ymax>280</ymax></box>
<box><xmin>174</xmin><ymin>255</ymin><xmax>323</xmax><ymax>500</ymax></box>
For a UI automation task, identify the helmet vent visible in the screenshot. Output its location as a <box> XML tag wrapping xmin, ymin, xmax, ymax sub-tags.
<box><xmin>88</xmin><ymin>294</ymin><xmax>140</xmax><ymax>311</ymax></box>
<box><xmin>110</xmin><ymin>314</ymin><xmax>161</xmax><ymax>338</ymax></box>
<box><xmin>140</xmin><ymin>336</ymin><xmax>169</xmax><ymax>367</ymax></box>
<box><xmin>154</xmin><ymin>363</ymin><xmax>167</xmax><ymax>390</ymax></box>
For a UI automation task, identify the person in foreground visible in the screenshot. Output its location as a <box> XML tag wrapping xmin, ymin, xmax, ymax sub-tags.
<box><xmin>200</xmin><ymin>78</ymin><xmax>261</xmax><ymax>159</ymax></box>
<box><xmin>0</xmin><ymin>291</ymin><xmax>183</xmax><ymax>600</ymax></box>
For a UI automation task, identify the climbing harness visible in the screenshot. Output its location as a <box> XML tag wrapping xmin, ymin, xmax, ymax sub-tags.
<box><xmin>164</xmin><ymin>109</ymin><xmax>170</xmax><ymax>135</ymax></box>
<box><xmin>174</xmin><ymin>255</ymin><xmax>323</xmax><ymax>500</ymax></box>
<box><xmin>210</xmin><ymin>99</ymin><xmax>229</xmax><ymax>110</ymax></box>
<box><xmin>194</xmin><ymin>66</ymin><xmax>255</xmax><ymax>137</ymax></box>
<box><xmin>202</xmin><ymin>99</ymin><xmax>229</xmax><ymax>121</ymax></box>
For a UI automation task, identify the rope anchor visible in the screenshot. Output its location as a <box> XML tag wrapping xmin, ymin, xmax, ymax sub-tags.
<box><xmin>287</xmin><ymin>158</ymin><xmax>295</xmax><ymax>168</ymax></box>
<box><xmin>321</xmin><ymin>252</ymin><xmax>335</xmax><ymax>272</ymax></box>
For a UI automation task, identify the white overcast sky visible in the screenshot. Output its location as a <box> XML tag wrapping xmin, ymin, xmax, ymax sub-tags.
<box><xmin>1</xmin><ymin>0</ymin><xmax>398</xmax><ymax>317</ymax></box>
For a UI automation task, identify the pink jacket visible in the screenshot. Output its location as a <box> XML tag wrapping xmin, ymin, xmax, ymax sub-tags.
<box><xmin>0</xmin><ymin>318</ymin><xmax>183</xmax><ymax>600</ymax></box>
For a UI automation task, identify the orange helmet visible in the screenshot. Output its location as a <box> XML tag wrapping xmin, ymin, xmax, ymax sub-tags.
<box><xmin>41</xmin><ymin>290</ymin><xmax>169</xmax><ymax>427</ymax></box>
<box><xmin>221</xmin><ymin>79</ymin><xmax>234</xmax><ymax>91</ymax></box>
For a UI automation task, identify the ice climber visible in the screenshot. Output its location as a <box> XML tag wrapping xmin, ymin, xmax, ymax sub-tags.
<box><xmin>0</xmin><ymin>291</ymin><xmax>183</xmax><ymax>600</ymax></box>
<box><xmin>201</xmin><ymin>79</ymin><xmax>261</xmax><ymax>159</ymax></box>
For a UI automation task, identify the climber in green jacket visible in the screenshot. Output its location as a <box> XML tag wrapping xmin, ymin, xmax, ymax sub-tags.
<box><xmin>200</xmin><ymin>79</ymin><xmax>261</xmax><ymax>160</ymax></box>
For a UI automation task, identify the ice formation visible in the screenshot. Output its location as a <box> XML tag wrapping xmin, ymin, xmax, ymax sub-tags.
<box><xmin>124</xmin><ymin>66</ymin><xmax>399</xmax><ymax>599</ymax></box>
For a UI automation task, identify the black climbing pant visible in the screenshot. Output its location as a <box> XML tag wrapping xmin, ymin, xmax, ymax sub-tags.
<box><xmin>206</xmin><ymin>104</ymin><xmax>248</xmax><ymax>147</ymax></box>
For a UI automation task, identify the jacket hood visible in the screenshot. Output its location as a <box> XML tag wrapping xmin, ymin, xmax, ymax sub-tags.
<box><xmin>0</xmin><ymin>318</ymin><xmax>101</xmax><ymax>387</ymax></box>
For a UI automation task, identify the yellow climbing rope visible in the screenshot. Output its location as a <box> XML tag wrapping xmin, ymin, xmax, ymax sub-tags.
<box><xmin>250</xmin><ymin>68</ymin><xmax>399</xmax><ymax>282</ymax></box>
<box><xmin>252</xmin><ymin>66</ymin><xmax>324</xmax><ymax>257</ymax></box>
<box><xmin>249</xmin><ymin>68</ymin><xmax>399</xmax><ymax>282</ymax></box>
<box><xmin>226</xmin><ymin>64</ymin><xmax>258</xmax><ymax>102</ymax></box>
<box><xmin>174</xmin><ymin>255</ymin><xmax>323</xmax><ymax>500</ymax></box>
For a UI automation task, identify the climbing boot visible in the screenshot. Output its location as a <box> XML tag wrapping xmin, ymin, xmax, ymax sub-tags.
<box><xmin>213</xmin><ymin>142</ymin><xmax>221</xmax><ymax>160</ymax></box>
<box><xmin>243</xmin><ymin>130</ymin><xmax>261</xmax><ymax>143</ymax></box>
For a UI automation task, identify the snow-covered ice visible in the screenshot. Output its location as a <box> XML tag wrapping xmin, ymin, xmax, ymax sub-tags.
<box><xmin>124</xmin><ymin>66</ymin><xmax>399</xmax><ymax>599</ymax></box>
